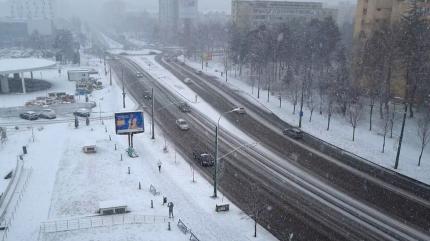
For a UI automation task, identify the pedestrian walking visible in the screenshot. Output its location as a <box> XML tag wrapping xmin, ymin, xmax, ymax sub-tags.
<box><xmin>168</xmin><ymin>202</ymin><xmax>174</xmax><ymax>218</ymax></box>
<box><xmin>157</xmin><ymin>160</ymin><xmax>162</xmax><ymax>172</ymax></box>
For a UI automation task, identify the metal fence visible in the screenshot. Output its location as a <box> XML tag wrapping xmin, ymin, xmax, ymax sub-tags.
<box><xmin>177</xmin><ymin>219</ymin><xmax>200</xmax><ymax>241</ymax></box>
<box><xmin>1</xmin><ymin>168</ymin><xmax>32</xmax><ymax>241</ymax></box>
<box><xmin>40</xmin><ymin>214</ymin><xmax>171</xmax><ymax>234</ymax></box>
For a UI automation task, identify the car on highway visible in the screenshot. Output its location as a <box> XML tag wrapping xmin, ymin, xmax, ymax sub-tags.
<box><xmin>136</xmin><ymin>72</ymin><xmax>144</xmax><ymax>78</ymax></box>
<box><xmin>178</xmin><ymin>102</ymin><xmax>191</xmax><ymax>113</ymax></box>
<box><xmin>73</xmin><ymin>108</ymin><xmax>91</xmax><ymax>117</ymax></box>
<box><xmin>143</xmin><ymin>91</ymin><xmax>152</xmax><ymax>100</ymax></box>
<box><xmin>39</xmin><ymin>109</ymin><xmax>56</xmax><ymax>119</ymax></box>
<box><xmin>282</xmin><ymin>128</ymin><xmax>303</xmax><ymax>139</ymax></box>
<box><xmin>193</xmin><ymin>151</ymin><xmax>215</xmax><ymax>167</ymax></box>
<box><xmin>176</xmin><ymin>118</ymin><xmax>190</xmax><ymax>130</ymax></box>
<box><xmin>19</xmin><ymin>111</ymin><xmax>39</xmax><ymax>120</ymax></box>
<box><xmin>183</xmin><ymin>78</ymin><xmax>192</xmax><ymax>84</ymax></box>
<box><xmin>234</xmin><ymin>107</ymin><xmax>246</xmax><ymax>114</ymax></box>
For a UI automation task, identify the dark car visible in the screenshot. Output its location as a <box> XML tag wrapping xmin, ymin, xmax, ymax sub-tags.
<box><xmin>19</xmin><ymin>111</ymin><xmax>39</xmax><ymax>120</ymax></box>
<box><xmin>178</xmin><ymin>102</ymin><xmax>191</xmax><ymax>113</ymax></box>
<box><xmin>193</xmin><ymin>151</ymin><xmax>215</xmax><ymax>167</ymax></box>
<box><xmin>73</xmin><ymin>108</ymin><xmax>91</xmax><ymax>117</ymax></box>
<box><xmin>282</xmin><ymin>128</ymin><xmax>303</xmax><ymax>139</ymax></box>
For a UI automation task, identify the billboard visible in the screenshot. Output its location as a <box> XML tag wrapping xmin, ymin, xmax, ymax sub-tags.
<box><xmin>115</xmin><ymin>111</ymin><xmax>144</xmax><ymax>135</ymax></box>
<box><xmin>179</xmin><ymin>0</ymin><xmax>198</xmax><ymax>19</ymax></box>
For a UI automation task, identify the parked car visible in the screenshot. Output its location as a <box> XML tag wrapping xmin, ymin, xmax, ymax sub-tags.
<box><xmin>178</xmin><ymin>102</ymin><xmax>191</xmax><ymax>113</ymax></box>
<box><xmin>19</xmin><ymin>111</ymin><xmax>39</xmax><ymax>120</ymax></box>
<box><xmin>74</xmin><ymin>108</ymin><xmax>90</xmax><ymax>117</ymax></box>
<box><xmin>282</xmin><ymin>128</ymin><xmax>303</xmax><ymax>139</ymax></box>
<box><xmin>176</xmin><ymin>118</ymin><xmax>190</xmax><ymax>130</ymax></box>
<box><xmin>183</xmin><ymin>78</ymin><xmax>192</xmax><ymax>84</ymax></box>
<box><xmin>39</xmin><ymin>109</ymin><xmax>56</xmax><ymax>119</ymax></box>
<box><xmin>136</xmin><ymin>72</ymin><xmax>144</xmax><ymax>78</ymax></box>
<box><xmin>193</xmin><ymin>151</ymin><xmax>215</xmax><ymax>167</ymax></box>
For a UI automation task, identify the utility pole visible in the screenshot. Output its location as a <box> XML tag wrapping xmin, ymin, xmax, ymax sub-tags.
<box><xmin>109</xmin><ymin>66</ymin><xmax>112</xmax><ymax>86</ymax></box>
<box><xmin>213</xmin><ymin>125</ymin><xmax>218</xmax><ymax>198</ymax></box>
<box><xmin>122</xmin><ymin>69</ymin><xmax>126</xmax><ymax>109</ymax></box>
<box><xmin>394</xmin><ymin>103</ymin><xmax>408</xmax><ymax>169</ymax></box>
<box><xmin>151</xmin><ymin>88</ymin><xmax>155</xmax><ymax>140</ymax></box>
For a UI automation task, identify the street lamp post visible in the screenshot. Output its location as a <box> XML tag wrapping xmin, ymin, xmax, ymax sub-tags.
<box><xmin>213</xmin><ymin>107</ymin><xmax>244</xmax><ymax>198</ymax></box>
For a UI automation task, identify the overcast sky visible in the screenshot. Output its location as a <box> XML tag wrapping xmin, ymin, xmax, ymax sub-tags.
<box><xmin>0</xmin><ymin>0</ymin><xmax>355</xmax><ymax>18</ymax></box>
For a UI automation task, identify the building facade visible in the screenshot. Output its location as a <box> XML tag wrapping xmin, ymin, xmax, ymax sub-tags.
<box><xmin>354</xmin><ymin>0</ymin><xmax>430</xmax><ymax>40</ymax></box>
<box><xmin>9</xmin><ymin>0</ymin><xmax>55</xmax><ymax>20</ymax></box>
<box><xmin>353</xmin><ymin>0</ymin><xmax>430</xmax><ymax>97</ymax></box>
<box><xmin>6</xmin><ymin>0</ymin><xmax>56</xmax><ymax>35</ymax></box>
<box><xmin>159</xmin><ymin>0</ymin><xmax>198</xmax><ymax>43</ymax></box>
<box><xmin>232</xmin><ymin>0</ymin><xmax>338</xmax><ymax>30</ymax></box>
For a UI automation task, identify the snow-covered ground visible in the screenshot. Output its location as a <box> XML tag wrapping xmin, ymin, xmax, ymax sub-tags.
<box><xmin>183</xmin><ymin>56</ymin><xmax>430</xmax><ymax>184</ymax></box>
<box><xmin>0</xmin><ymin>54</ymin><xmax>278</xmax><ymax>241</ymax></box>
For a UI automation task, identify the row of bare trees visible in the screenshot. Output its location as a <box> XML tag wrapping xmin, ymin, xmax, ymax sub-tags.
<box><xmin>176</xmin><ymin>3</ymin><xmax>430</xmax><ymax>166</ymax></box>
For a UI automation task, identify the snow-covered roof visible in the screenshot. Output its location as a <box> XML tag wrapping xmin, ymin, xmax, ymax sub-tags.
<box><xmin>99</xmin><ymin>200</ymin><xmax>127</xmax><ymax>209</ymax></box>
<box><xmin>0</xmin><ymin>58</ymin><xmax>56</xmax><ymax>74</ymax></box>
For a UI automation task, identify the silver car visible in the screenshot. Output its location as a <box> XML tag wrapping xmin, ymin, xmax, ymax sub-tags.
<box><xmin>39</xmin><ymin>109</ymin><xmax>56</xmax><ymax>119</ymax></box>
<box><xmin>176</xmin><ymin>118</ymin><xmax>190</xmax><ymax>130</ymax></box>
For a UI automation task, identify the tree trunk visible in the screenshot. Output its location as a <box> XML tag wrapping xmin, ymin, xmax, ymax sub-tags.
<box><xmin>352</xmin><ymin>126</ymin><xmax>356</xmax><ymax>142</ymax></box>
<box><xmin>418</xmin><ymin>145</ymin><xmax>424</xmax><ymax>166</ymax></box>
<box><xmin>369</xmin><ymin>104</ymin><xmax>374</xmax><ymax>131</ymax></box>
<box><xmin>382</xmin><ymin>134</ymin><xmax>386</xmax><ymax>153</ymax></box>
<box><xmin>309</xmin><ymin>109</ymin><xmax>314</xmax><ymax>122</ymax></box>
<box><xmin>293</xmin><ymin>103</ymin><xmax>296</xmax><ymax>114</ymax></box>
<box><xmin>327</xmin><ymin>113</ymin><xmax>331</xmax><ymax>131</ymax></box>
<box><xmin>409</xmin><ymin>102</ymin><xmax>414</xmax><ymax>118</ymax></box>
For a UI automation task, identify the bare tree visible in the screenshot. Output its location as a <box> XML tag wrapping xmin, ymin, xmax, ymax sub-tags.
<box><xmin>306</xmin><ymin>90</ymin><xmax>317</xmax><ymax>122</ymax></box>
<box><xmin>288</xmin><ymin>81</ymin><xmax>300</xmax><ymax>114</ymax></box>
<box><xmin>348</xmin><ymin>102</ymin><xmax>363</xmax><ymax>142</ymax></box>
<box><xmin>417</xmin><ymin>112</ymin><xmax>430</xmax><ymax>166</ymax></box>
<box><xmin>381</xmin><ymin>108</ymin><xmax>391</xmax><ymax>153</ymax></box>
<box><xmin>245</xmin><ymin>182</ymin><xmax>269</xmax><ymax>238</ymax></box>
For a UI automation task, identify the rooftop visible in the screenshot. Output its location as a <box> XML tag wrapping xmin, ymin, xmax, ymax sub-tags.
<box><xmin>0</xmin><ymin>58</ymin><xmax>56</xmax><ymax>75</ymax></box>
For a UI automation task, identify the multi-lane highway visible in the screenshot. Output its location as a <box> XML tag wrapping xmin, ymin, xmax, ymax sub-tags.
<box><xmin>108</xmin><ymin>55</ymin><xmax>430</xmax><ymax>241</ymax></box>
<box><xmin>157</xmin><ymin>55</ymin><xmax>430</xmax><ymax>226</ymax></box>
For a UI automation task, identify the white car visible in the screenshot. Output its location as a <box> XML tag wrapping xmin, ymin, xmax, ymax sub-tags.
<box><xmin>183</xmin><ymin>78</ymin><xmax>192</xmax><ymax>84</ymax></box>
<box><xmin>234</xmin><ymin>107</ymin><xmax>246</xmax><ymax>114</ymax></box>
<box><xmin>176</xmin><ymin>118</ymin><xmax>190</xmax><ymax>130</ymax></box>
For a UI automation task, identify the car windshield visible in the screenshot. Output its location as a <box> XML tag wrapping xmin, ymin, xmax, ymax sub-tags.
<box><xmin>2</xmin><ymin>1</ymin><xmax>429</xmax><ymax>240</ymax></box>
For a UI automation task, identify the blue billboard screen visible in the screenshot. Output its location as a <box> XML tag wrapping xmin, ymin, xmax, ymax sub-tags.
<box><xmin>115</xmin><ymin>111</ymin><xmax>144</xmax><ymax>134</ymax></box>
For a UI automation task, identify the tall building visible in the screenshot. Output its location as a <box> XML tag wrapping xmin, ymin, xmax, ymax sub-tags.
<box><xmin>231</xmin><ymin>0</ymin><xmax>338</xmax><ymax>30</ymax></box>
<box><xmin>353</xmin><ymin>0</ymin><xmax>430</xmax><ymax>97</ymax></box>
<box><xmin>7</xmin><ymin>0</ymin><xmax>56</xmax><ymax>35</ymax></box>
<box><xmin>9</xmin><ymin>0</ymin><xmax>55</xmax><ymax>20</ymax></box>
<box><xmin>353</xmin><ymin>0</ymin><xmax>430</xmax><ymax>40</ymax></box>
<box><xmin>158</xmin><ymin>0</ymin><xmax>198</xmax><ymax>43</ymax></box>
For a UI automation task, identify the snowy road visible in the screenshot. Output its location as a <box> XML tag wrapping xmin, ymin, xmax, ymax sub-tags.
<box><xmin>109</xmin><ymin>55</ymin><xmax>430</xmax><ymax>241</ymax></box>
<box><xmin>156</xmin><ymin>56</ymin><xmax>430</xmax><ymax>224</ymax></box>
